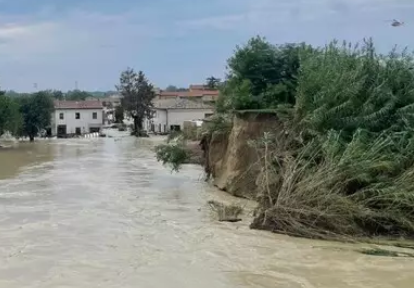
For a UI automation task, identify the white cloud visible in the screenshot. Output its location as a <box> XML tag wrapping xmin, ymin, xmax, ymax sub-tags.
<box><xmin>0</xmin><ymin>10</ymin><xmax>158</xmax><ymax>62</ymax></box>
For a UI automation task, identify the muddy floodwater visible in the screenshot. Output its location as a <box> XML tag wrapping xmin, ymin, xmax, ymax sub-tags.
<box><xmin>0</xmin><ymin>131</ymin><xmax>413</xmax><ymax>288</ymax></box>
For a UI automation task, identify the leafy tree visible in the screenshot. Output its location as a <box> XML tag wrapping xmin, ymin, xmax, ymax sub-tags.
<box><xmin>5</xmin><ymin>90</ymin><xmax>20</xmax><ymax>98</ymax></box>
<box><xmin>165</xmin><ymin>85</ymin><xmax>178</xmax><ymax>92</ymax></box>
<box><xmin>165</xmin><ymin>85</ymin><xmax>188</xmax><ymax>92</ymax></box>
<box><xmin>114</xmin><ymin>105</ymin><xmax>124</xmax><ymax>123</ymax></box>
<box><xmin>218</xmin><ymin>36</ymin><xmax>303</xmax><ymax>111</ymax></box>
<box><xmin>65</xmin><ymin>90</ymin><xmax>93</xmax><ymax>101</ymax></box>
<box><xmin>206</xmin><ymin>76</ymin><xmax>221</xmax><ymax>89</ymax></box>
<box><xmin>0</xmin><ymin>92</ymin><xmax>22</xmax><ymax>135</ymax></box>
<box><xmin>18</xmin><ymin>92</ymin><xmax>54</xmax><ymax>141</ymax></box>
<box><xmin>116</xmin><ymin>68</ymin><xmax>155</xmax><ymax>135</ymax></box>
<box><xmin>51</xmin><ymin>90</ymin><xmax>64</xmax><ymax>100</ymax></box>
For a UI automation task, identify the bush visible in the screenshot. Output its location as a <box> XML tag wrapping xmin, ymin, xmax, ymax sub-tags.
<box><xmin>155</xmin><ymin>136</ymin><xmax>189</xmax><ymax>172</ymax></box>
<box><xmin>216</xmin><ymin>37</ymin><xmax>303</xmax><ymax>112</ymax></box>
<box><xmin>251</xmin><ymin>39</ymin><xmax>414</xmax><ymax>239</ymax></box>
<box><xmin>201</xmin><ymin>114</ymin><xmax>232</xmax><ymax>135</ymax></box>
<box><xmin>252</xmin><ymin>128</ymin><xmax>414</xmax><ymax>238</ymax></box>
<box><xmin>167</xmin><ymin>130</ymin><xmax>182</xmax><ymax>142</ymax></box>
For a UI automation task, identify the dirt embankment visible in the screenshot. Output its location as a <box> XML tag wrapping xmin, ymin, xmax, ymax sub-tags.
<box><xmin>205</xmin><ymin>112</ymin><xmax>280</xmax><ymax>199</ymax></box>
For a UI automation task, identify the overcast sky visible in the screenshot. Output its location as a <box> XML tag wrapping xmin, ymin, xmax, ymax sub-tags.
<box><xmin>0</xmin><ymin>0</ymin><xmax>411</xmax><ymax>92</ymax></box>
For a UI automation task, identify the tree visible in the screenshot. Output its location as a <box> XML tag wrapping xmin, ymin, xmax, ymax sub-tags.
<box><xmin>165</xmin><ymin>85</ymin><xmax>188</xmax><ymax>92</ymax></box>
<box><xmin>19</xmin><ymin>92</ymin><xmax>54</xmax><ymax>141</ymax></box>
<box><xmin>65</xmin><ymin>90</ymin><xmax>93</xmax><ymax>101</ymax></box>
<box><xmin>218</xmin><ymin>36</ymin><xmax>303</xmax><ymax>111</ymax></box>
<box><xmin>165</xmin><ymin>85</ymin><xmax>178</xmax><ymax>92</ymax></box>
<box><xmin>206</xmin><ymin>76</ymin><xmax>221</xmax><ymax>89</ymax></box>
<box><xmin>0</xmin><ymin>92</ymin><xmax>22</xmax><ymax>136</ymax></box>
<box><xmin>51</xmin><ymin>90</ymin><xmax>64</xmax><ymax>100</ymax></box>
<box><xmin>117</xmin><ymin>68</ymin><xmax>155</xmax><ymax>136</ymax></box>
<box><xmin>114</xmin><ymin>105</ymin><xmax>124</xmax><ymax>123</ymax></box>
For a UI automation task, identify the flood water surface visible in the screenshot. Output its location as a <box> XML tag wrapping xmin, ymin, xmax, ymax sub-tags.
<box><xmin>0</xmin><ymin>133</ymin><xmax>412</xmax><ymax>288</ymax></box>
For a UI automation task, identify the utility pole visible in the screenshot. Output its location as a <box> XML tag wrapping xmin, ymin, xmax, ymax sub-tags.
<box><xmin>75</xmin><ymin>81</ymin><xmax>78</xmax><ymax>90</ymax></box>
<box><xmin>33</xmin><ymin>83</ymin><xmax>38</xmax><ymax>91</ymax></box>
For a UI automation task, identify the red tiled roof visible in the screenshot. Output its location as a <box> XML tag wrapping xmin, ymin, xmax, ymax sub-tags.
<box><xmin>54</xmin><ymin>100</ymin><xmax>103</xmax><ymax>109</ymax></box>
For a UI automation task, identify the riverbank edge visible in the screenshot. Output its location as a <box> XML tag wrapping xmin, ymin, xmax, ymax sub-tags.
<box><xmin>156</xmin><ymin>111</ymin><xmax>414</xmax><ymax>247</ymax></box>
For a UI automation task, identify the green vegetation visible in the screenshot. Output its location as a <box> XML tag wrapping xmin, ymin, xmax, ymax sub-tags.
<box><xmin>164</xmin><ymin>85</ymin><xmax>188</xmax><ymax>92</ymax></box>
<box><xmin>155</xmin><ymin>115</ymin><xmax>232</xmax><ymax>172</ymax></box>
<box><xmin>155</xmin><ymin>135</ymin><xmax>189</xmax><ymax>172</ymax></box>
<box><xmin>0</xmin><ymin>92</ymin><xmax>22</xmax><ymax>136</ymax></box>
<box><xmin>0</xmin><ymin>90</ymin><xmax>54</xmax><ymax>141</ymax></box>
<box><xmin>64</xmin><ymin>90</ymin><xmax>93</xmax><ymax>101</ymax></box>
<box><xmin>117</xmin><ymin>68</ymin><xmax>156</xmax><ymax>137</ymax></box>
<box><xmin>18</xmin><ymin>92</ymin><xmax>54</xmax><ymax>141</ymax></box>
<box><xmin>156</xmin><ymin>36</ymin><xmax>414</xmax><ymax>240</ymax></box>
<box><xmin>5</xmin><ymin>89</ymin><xmax>100</xmax><ymax>101</ymax></box>
<box><xmin>205</xmin><ymin>76</ymin><xmax>221</xmax><ymax>90</ymax></box>
<box><xmin>114</xmin><ymin>105</ymin><xmax>124</xmax><ymax>123</ymax></box>
<box><xmin>202</xmin><ymin>114</ymin><xmax>233</xmax><ymax>135</ymax></box>
<box><xmin>216</xmin><ymin>36</ymin><xmax>302</xmax><ymax>112</ymax></box>
<box><xmin>250</xmin><ymin>39</ymin><xmax>414</xmax><ymax>239</ymax></box>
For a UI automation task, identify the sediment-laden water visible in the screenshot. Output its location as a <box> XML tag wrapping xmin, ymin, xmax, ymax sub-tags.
<box><xmin>0</xmin><ymin>131</ymin><xmax>412</xmax><ymax>288</ymax></box>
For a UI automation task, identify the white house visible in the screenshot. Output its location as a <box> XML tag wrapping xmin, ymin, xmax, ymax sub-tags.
<box><xmin>143</xmin><ymin>99</ymin><xmax>214</xmax><ymax>133</ymax></box>
<box><xmin>51</xmin><ymin>100</ymin><xmax>104</xmax><ymax>137</ymax></box>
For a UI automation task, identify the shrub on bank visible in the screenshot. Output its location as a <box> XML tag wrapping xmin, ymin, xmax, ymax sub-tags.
<box><xmin>155</xmin><ymin>135</ymin><xmax>189</xmax><ymax>172</ymax></box>
<box><xmin>154</xmin><ymin>37</ymin><xmax>414</xmax><ymax>240</ymax></box>
<box><xmin>252</xmin><ymin>39</ymin><xmax>414</xmax><ymax>239</ymax></box>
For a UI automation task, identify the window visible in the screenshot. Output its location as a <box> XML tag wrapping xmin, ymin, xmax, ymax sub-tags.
<box><xmin>59</xmin><ymin>113</ymin><xmax>64</xmax><ymax>120</ymax></box>
<box><xmin>92</xmin><ymin>112</ymin><xmax>97</xmax><ymax>119</ymax></box>
<box><xmin>75</xmin><ymin>112</ymin><xmax>80</xmax><ymax>119</ymax></box>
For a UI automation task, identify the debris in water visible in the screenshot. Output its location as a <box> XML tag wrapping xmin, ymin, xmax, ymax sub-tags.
<box><xmin>208</xmin><ymin>200</ymin><xmax>243</xmax><ymax>222</ymax></box>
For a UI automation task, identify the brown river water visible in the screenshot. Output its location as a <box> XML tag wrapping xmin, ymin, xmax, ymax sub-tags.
<box><xmin>0</xmin><ymin>130</ymin><xmax>413</xmax><ymax>288</ymax></box>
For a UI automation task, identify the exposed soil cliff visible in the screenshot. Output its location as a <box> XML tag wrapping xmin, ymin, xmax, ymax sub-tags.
<box><xmin>206</xmin><ymin>112</ymin><xmax>280</xmax><ymax>199</ymax></box>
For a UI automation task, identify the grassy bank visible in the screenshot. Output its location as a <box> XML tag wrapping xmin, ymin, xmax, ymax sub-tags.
<box><xmin>249</xmin><ymin>40</ymin><xmax>414</xmax><ymax>239</ymax></box>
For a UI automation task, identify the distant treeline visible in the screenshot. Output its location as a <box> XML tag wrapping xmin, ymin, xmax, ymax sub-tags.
<box><xmin>4</xmin><ymin>90</ymin><xmax>118</xmax><ymax>99</ymax></box>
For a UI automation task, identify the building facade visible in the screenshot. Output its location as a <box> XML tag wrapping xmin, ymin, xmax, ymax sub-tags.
<box><xmin>51</xmin><ymin>101</ymin><xmax>104</xmax><ymax>137</ymax></box>
<box><xmin>142</xmin><ymin>99</ymin><xmax>214</xmax><ymax>133</ymax></box>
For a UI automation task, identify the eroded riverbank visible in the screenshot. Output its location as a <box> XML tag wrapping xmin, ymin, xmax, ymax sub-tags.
<box><xmin>0</xmin><ymin>132</ymin><xmax>412</xmax><ymax>288</ymax></box>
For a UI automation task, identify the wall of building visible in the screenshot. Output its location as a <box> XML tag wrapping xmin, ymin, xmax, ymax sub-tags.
<box><xmin>143</xmin><ymin>108</ymin><xmax>213</xmax><ymax>132</ymax></box>
<box><xmin>52</xmin><ymin>109</ymin><xmax>103</xmax><ymax>135</ymax></box>
<box><xmin>143</xmin><ymin>109</ymin><xmax>167</xmax><ymax>133</ymax></box>
<box><xmin>167</xmin><ymin>108</ymin><xmax>213</xmax><ymax>130</ymax></box>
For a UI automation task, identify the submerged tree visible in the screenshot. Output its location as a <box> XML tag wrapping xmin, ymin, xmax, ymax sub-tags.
<box><xmin>19</xmin><ymin>91</ymin><xmax>54</xmax><ymax>141</ymax></box>
<box><xmin>116</xmin><ymin>68</ymin><xmax>155</xmax><ymax>136</ymax></box>
<box><xmin>114</xmin><ymin>105</ymin><xmax>124</xmax><ymax>123</ymax></box>
<box><xmin>0</xmin><ymin>92</ymin><xmax>22</xmax><ymax>136</ymax></box>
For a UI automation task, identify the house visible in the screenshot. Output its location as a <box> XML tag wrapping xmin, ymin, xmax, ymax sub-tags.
<box><xmin>142</xmin><ymin>98</ymin><xmax>214</xmax><ymax>133</ymax></box>
<box><xmin>51</xmin><ymin>100</ymin><xmax>104</xmax><ymax>137</ymax></box>
<box><xmin>157</xmin><ymin>84</ymin><xmax>220</xmax><ymax>103</ymax></box>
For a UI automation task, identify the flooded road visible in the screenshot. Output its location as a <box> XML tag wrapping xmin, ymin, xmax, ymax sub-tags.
<box><xmin>0</xmin><ymin>132</ymin><xmax>413</xmax><ymax>288</ymax></box>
